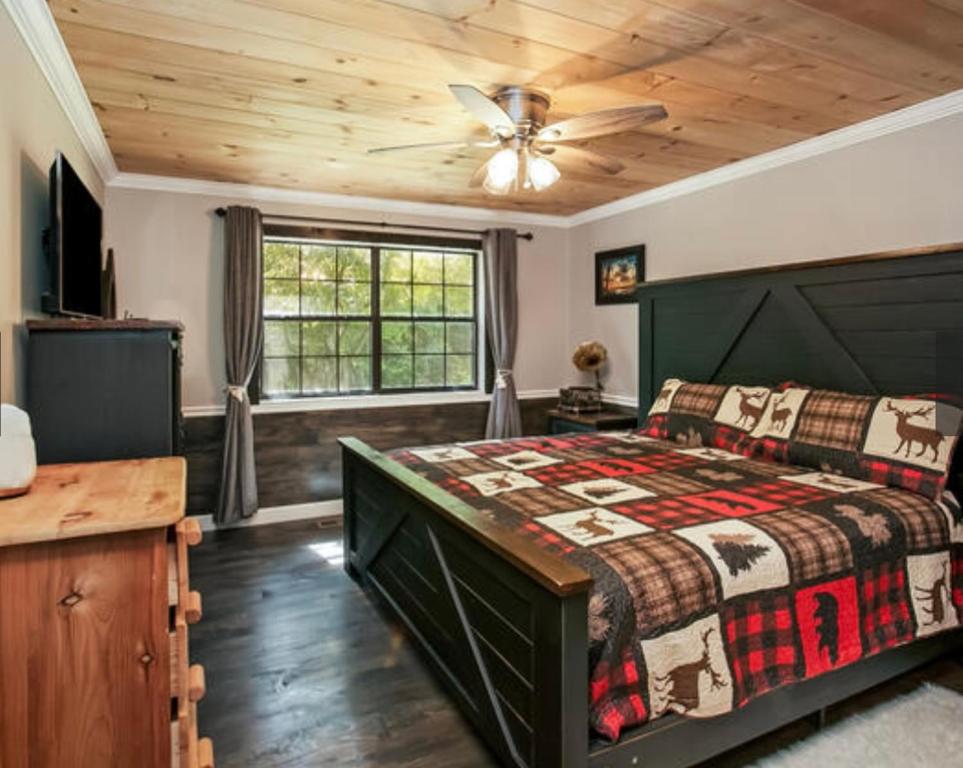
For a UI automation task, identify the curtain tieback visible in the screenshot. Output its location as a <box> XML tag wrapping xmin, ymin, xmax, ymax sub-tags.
<box><xmin>226</xmin><ymin>384</ymin><xmax>248</xmax><ymax>402</ymax></box>
<box><xmin>495</xmin><ymin>369</ymin><xmax>514</xmax><ymax>390</ymax></box>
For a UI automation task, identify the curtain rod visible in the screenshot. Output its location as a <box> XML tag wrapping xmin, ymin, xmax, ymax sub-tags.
<box><xmin>213</xmin><ymin>208</ymin><xmax>534</xmax><ymax>241</ymax></box>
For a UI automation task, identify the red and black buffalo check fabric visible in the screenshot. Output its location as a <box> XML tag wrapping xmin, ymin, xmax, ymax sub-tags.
<box><xmin>723</xmin><ymin>594</ymin><xmax>798</xmax><ymax>706</ymax></box>
<box><xmin>388</xmin><ymin>430</ymin><xmax>963</xmax><ymax>741</ymax></box>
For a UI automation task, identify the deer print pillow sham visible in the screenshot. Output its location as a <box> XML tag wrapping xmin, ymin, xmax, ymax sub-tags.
<box><xmin>388</xmin><ymin>429</ymin><xmax>963</xmax><ymax>741</ymax></box>
<box><xmin>641</xmin><ymin>378</ymin><xmax>773</xmax><ymax>453</ymax></box>
<box><xmin>747</xmin><ymin>386</ymin><xmax>963</xmax><ymax>500</ymax></box>
<box><xmin>644</xmin><ymin>379</ymin><xmax>963</xmax><ymax>500</ymax></box>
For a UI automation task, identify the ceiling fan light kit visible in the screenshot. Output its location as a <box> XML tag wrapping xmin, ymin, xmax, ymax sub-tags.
<box><xmin>369</xmin><ymin>84</ymin><xmax>668</xmax><ymax>197</ymax></box>
<box><xmin>483</xmin><ymin>147</ymin><xmax>519</xmax><ymax>195</ymax></box>
<box><xmin>527</xmin><ymin>155</ymin><xmax>560</xmax><ymax>191</ymax></box>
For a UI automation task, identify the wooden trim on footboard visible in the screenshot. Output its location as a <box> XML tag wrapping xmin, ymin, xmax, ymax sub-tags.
<box><xmin>340</xmin><ymin>437</ymin><xmax>592</xmax><ymax>768</ymax></box>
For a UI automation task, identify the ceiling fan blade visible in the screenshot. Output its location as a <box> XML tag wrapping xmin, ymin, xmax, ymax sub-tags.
<box><xmin>538</xmin><ymin>104</ymin><xmax>667</xmax><ymax>142</ymax></box>
<box><xmin>536</xmin><ymin>144</ymin><xmax>624</xmax><ymax>175</ymax></box>
<box><xmin>449</xmin><ymin>84</ymin><xmax>515</xmax><ymax>138</ymax></box>
<box><xmin>368</xmin><ymin>139</ymin><xmax>497</xmax><ymax>155</ymax></box>
<box><xmin>468</xmin><ymin>159</ymin><xmax>490</xmax><ymax>188</ymax></box>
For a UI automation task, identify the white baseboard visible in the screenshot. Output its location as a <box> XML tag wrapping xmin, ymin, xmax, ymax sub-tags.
<box><xmin>196</xmin><ymin>499</ymin><xmax>343</xmax><ymax>532</ymax></box>
<box><xmin>602</xmin><ymin>392</ymin><xmax>638</xmax><ymax>408</ymax></box>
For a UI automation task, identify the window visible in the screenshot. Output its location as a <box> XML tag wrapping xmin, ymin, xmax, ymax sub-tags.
<box><xmin>261</xmin><ymin>234</ymin><xmax>479</xmax><ymax>398</ymax></box>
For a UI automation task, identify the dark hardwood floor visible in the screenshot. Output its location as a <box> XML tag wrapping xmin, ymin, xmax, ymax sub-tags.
<box><xmin>190</xmin><ymin>520</ymin><xmax>963</xmax><ymax>768</ymax></box>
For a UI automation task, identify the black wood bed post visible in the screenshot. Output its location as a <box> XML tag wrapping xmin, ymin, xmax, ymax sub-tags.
<box><xmin>340</xmin><ymin>437</ymin><xmax>592</xmax><ymax>768</ymax></box>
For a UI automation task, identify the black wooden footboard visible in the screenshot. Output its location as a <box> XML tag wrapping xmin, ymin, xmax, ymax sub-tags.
<box><xmin>340</xmin><ymin>437</ymin><xmax>592</xmax><ymax>768</ymax></box>
<box><xmin>341</xmin><ymin>436</ymin><xmax>963</xmax><ymax>768</ymax></box>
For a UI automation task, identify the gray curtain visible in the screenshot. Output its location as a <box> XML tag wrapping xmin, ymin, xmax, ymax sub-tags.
<box><xmin>215</xmin><ymin>206</ymin><xmax>263</xmax><ymax>525</ymax></box>
<box><xmin>483</xmin><ymin>228</ymin><xmax>522</xmax><ymax>439</ymax></box>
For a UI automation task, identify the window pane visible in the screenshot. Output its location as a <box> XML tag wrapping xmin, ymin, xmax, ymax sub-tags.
<box><xmin>264</xmin><ymin>278</ymin><xmax>299</xmax><ymax>315</ymax></box>
<box><xmin>301</xmin><ymin>281</ymin><xmax>336</xmax><ymax>315</ymax></box>
<box><xmin>337</xmin><ymin>282</ymin><xmax>371</xmax><ymax>315</ymax></box>
<box><xmin>446</xmin><ymin>322</ymin><xmax>474</xmax><ymax>354</ymax></box>
<box><xmin>339</xmin><ymin>321</ymin><xmax>371</xmax><ymax>355</ymax></box>
<box><xmin>445</xmin><ymin>286</ymin><xmax>473</xmax><ymax>317</ymax></box>
<box><xmin>264</xmin><ymin>242</ymin><xmax>299</xmax><ymax>278</ymax></box>
<box><xmin>381</xmin><ymin>355</ymin><xmax>413</xmax><ymax>389</ymax></box>
<box><xmin>380</xmin><ymin>283</ymin><xmax>411</xmax><ymax>316</ymax></box>
<box><xmin>338</xmin><ymin>247</ymin><xmax>371</xmax><ymax>280</ymax></box>
<box><xmin>381</xmin><ymin>250</ymin><xmax>411</xmax><ymax>282</ymax></box>
<box><xmin>445</xmin><ymin>252</ymin><xmax>473</xmax><ymax>284</ymax></box>
<box><xmin>301</xmin><ymin>245</ymin><xmax>336</xmax><ymax>280</ymax></box>
<box><xmin>340</xmin><ymin>357</ymin><xmax>371</xmax><ymax>392</ymax></box>
<box><xmin>264</xmin><ymin>320</ymin><xmax>299</xmax><ymax>357</ymax></box>
<box><xmin>302</xmin><ymin>357</ymin><xmax>337</xmax><ymax>393</ymax></box>
<box><xmin>413</xmin><ymin>284</ymin><xmax>443</xmax><ymax>316</ymax></box>
<box><xmin>302</xmin><ymin>321</ymin><xmax>336</xmax><ymax>356</ymax></box>
<box><xmin>413</xmin><ymin>285</ymin><xmax>445</xmax><ymax>316</ymax></box>
<box><xmin>263</xmin><ymin>358</ymin><xmax>299</xmax><ymax>394</ymax></box>
<box><xmin>414</xmin><ymin>321</ymin><xmax>444</xmax><ymax>353</ymax></box>
<box><xmin>413</xmin><ymin>251</ymin><xmax>443</xmax><ymax>283</ymax></box>
<box><xmin>382</xmin><ymin>321</ymin><xmax>412</xmax><ymax>353</ymax></box>
<box><xmin>446</xmin><ymin>355</ymin><xmax>474</xmax><ymax>387</ymax></box>
<box><xmin>414</xmin><ymin>355</ymin><xmax>444</xmax><ymax>387</ymax></box>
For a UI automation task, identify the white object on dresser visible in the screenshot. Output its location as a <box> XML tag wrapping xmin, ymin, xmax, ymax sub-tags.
<box><xmin>0</xmin><ymin>404</ymin><xmax>37</xmax><ymax>498</ymax></box>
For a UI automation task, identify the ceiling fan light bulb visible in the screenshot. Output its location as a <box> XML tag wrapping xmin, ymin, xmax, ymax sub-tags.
<box><xmin>528</xmin><ymin>156</ymin><xmax>560</xmax><ymax>191</ymax></box>
<box><xmin>485</xmin><ymin>148</ymin><xmax>518</xmax><ymax>193</ymax></box>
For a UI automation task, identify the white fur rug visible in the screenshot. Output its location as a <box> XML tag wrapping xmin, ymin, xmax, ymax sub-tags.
<box><xmin>752</xmin><ymin>684</ymin><xmax>963</xmax><ymax>768</ymax></box>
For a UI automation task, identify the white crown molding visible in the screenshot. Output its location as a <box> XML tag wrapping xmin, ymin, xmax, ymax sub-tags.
<box><xmin>3</xmin><ymin>0</ymin><xmax>117</xmax><ymax>183</ymax></box>
<box><xmin>568</xmin><ymin>89</ymin><xmax>963</xmax><ymax>227</ymax></box>
<box><xmin>110</xmin><ymin>172</ymin><xmax>571</xmax><ymax>228</ymax></box>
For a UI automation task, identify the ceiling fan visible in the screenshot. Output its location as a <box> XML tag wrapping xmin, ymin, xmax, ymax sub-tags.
<box><xmin>368</xmin><ymin>85</ymin><xmax>668</xmax><ymax>195</ymax></box>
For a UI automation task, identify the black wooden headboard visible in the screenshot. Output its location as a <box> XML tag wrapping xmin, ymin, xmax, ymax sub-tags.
<box><xmin>635</xmin><ymin>243</ymin><xmax>963</xmax><ymax>491</ymax></box>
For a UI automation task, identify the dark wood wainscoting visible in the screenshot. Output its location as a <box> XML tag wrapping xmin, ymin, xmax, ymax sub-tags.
<box><xmin>184</xmin><ymin>397</ymin><xmax>556</xmax><ymax>514</ymax></box>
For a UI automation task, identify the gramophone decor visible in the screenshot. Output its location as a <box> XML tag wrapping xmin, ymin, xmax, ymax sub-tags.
<box><xmin>558</xmin><ymin>341</ymin><xmax>608</xmax><ymax>413</ymax></box>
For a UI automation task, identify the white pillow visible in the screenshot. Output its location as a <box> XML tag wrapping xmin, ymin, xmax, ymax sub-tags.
<box><xmin>0</xmin><ymin>404</ymin><xmax>37</xmax><ymax>496</ymax></box>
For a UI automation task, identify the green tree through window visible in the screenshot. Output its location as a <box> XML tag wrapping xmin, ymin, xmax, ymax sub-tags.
<box><xmin>261</xmin><ymin>238</ymin><xmax>478</xmax><ymax>397</ymax></box>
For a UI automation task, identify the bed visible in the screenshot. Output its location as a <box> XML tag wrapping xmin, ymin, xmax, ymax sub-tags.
<box><xmin>340</xmin><ymin>243</ymin><xmax>963</xmax><ymax>768</ymax></box>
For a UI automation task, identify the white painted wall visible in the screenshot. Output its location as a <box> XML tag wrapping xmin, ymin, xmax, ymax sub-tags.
<box><xmin>0</xmin><ymin>5</ymin><xmax>102</xmax><ymax>405</ymax></box>
<box><xmin>565</xmin><ymin>112</ymin><xmax>963</xmax><ymax>401</ymax></box>
<box><xmin>104</xmin><ymin>185</ymin><xmax>570</xmax><ymax>407</ymax></box>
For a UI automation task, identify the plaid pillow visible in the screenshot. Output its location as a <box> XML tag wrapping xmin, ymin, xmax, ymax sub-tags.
<box><xmin>643</xmin><ymin>379</ymin><xmax>776</xmax><ymax>456</ymax></box>
<box><xmin>646</xmin><ymin>379</ymin><xmax>963</xmax><ymax>500</ymax></box>
<box><xmin>759</xmin><ymin>385</ymin><xmax>963</xmax><ymax>500</ymax></box>
<box><xmin>641</xmin><ymin>378</ymin><xmax>726</xmax><ymax>447</ymax></box>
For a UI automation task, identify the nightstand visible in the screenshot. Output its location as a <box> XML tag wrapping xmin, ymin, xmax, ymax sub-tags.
<box><xmin>546</xmin><ymin>407</ymin><xmax>638</xmax><ymax>434</ymax></box>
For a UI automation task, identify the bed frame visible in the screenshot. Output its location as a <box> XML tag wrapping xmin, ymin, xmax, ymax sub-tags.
<box><xmin>341</xmin><ymin>243</ymin><xmax>963</xmax><ymax>768</ymax></box>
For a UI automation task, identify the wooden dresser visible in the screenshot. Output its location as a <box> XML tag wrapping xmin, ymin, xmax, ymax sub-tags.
<box><xmin>0</xmin><ymin>458</ymin><xmax>213</xmax><ymax>768</ymax></box>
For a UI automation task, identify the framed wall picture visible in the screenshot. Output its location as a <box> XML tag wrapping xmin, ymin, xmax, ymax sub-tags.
<box><xmin>595</xmin><ymin>244</ymin><xmax>645</xmax><ymax>305</ymax></box>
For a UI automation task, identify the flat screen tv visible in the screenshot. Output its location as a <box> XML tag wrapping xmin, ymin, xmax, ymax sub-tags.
<box><xmin>44</xmin><ymin>151</ymin><xmax>103</xmax><ymax>318</ymax></box>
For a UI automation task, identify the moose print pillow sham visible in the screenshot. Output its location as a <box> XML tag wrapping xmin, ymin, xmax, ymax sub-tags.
<box><xmin>644</xmin><ymin>379</ymin><xmax>963</xmax><ymax>500</ymax></box>
<box><xmin>388</xmin><ymin>430</ymin><xmax>963</xmax><ymax>741</ymax></box>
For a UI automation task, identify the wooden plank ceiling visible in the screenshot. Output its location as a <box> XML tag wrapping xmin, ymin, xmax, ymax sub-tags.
<box><xmin>51</xmin><ymin>0</ymin><xmax>963</xmax><ymax>215</ymax></box>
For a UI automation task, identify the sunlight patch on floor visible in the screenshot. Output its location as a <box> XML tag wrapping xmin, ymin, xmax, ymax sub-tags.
<box><xmin>307</xmin><ymin>540</ymin><xmax>344</xmax><ymax>566</ymax></box>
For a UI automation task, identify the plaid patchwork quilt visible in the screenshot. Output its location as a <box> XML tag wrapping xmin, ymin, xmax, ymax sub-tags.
<box><xmin>388</xmin><ymin>431</ymin><xmax>963</xmax><ymax>741</ymax></box>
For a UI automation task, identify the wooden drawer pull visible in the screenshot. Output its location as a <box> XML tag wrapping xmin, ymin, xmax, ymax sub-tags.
<box><xmin>198</xmin><ymin>737</ymin><xmax>215</xmax><ymax>768</ymax></box>
<box><xmin>185</xmin><ymin>591</ymin><xmax>203</xmax><ymax>624</ymax></box>
<box><xmin>182</xmin><ymin>518</ymin><xmax>203</xmax><ymax>547</ymax></box>
<box><xmin>167</xmin><ymin>544</ymin><xmax>180</xmax><ymax>606</ymax></box>
<box><xmin>188</xmin><ymin>664</ymin><xmax>206</xmax><ymax>702</ymax></box>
